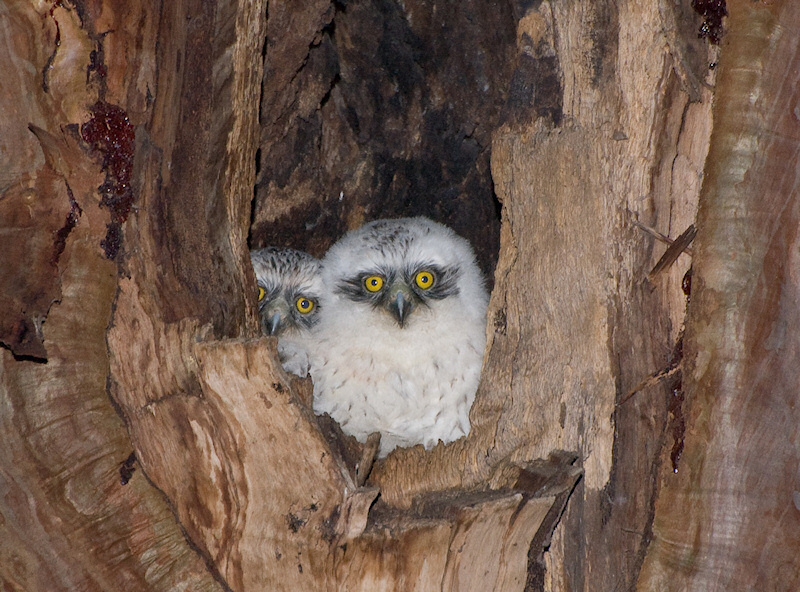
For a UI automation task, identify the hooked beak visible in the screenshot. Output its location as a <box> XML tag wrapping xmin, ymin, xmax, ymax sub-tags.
<box><xmin>387</xmin><ymin>291</ymin><xmax>413</xmax><ymax>327</ymax></box>
<box><xmin>267</xmin><ymin>311</ymin><xmax>282</xmax><ymax>336</ymax></box>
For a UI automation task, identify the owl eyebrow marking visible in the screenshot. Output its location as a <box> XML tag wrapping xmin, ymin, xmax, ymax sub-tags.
<box><xmin>257</xmin><ymin>282</ymin><xmax>280</xmax><ymax>307</ymax></box>
<box><xmin>285</xmin><ymin>283</ymin><xmax>321</xmax><ymax>302</ymax></box>
<box><xmin>408</xmin><ymin>263</ymin><xmax>461</xmax><ymax>300</ymax></box>
<box><xmin>335</xmin><ymin>267</ymin><xmax>397</xmax><ymax>303</ymax></box>
<box><xmin>334</xmin><ymin>264</ymin><xmax>461</xmax><ymax>306</ymax></box>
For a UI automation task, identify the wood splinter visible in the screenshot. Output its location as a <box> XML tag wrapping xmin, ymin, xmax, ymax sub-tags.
<box><xmin>632</xmin><ymin>221</ymin><xmax>697</xmax><ymax>280</ymax></box>
<box><xmin>356</xmin><ymin>432</ymin><xmax>381</xmax><ymax>487</ymax></box>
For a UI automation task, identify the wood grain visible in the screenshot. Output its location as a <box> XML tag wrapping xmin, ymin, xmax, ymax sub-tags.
<box><xmin>12</xmin><ymin>0</ymin><xmax>796</xmax><ymax>589</ymax></box>
<box><xmin>370</xmin><ymin>2</ymin><xmax>714</xmax><ymax>590</ymax></box>
<box><xmin>0</xmin><ymin>3</ymin><xmax>222</xmax><ymax>584</ymax></box>
<box><xmin>638</xmin><ymin>1</ymin><xmax>800</xmax><ymax>588</ymax></box>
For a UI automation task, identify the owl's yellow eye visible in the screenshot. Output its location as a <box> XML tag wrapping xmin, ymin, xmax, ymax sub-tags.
<box><xmin>258</xmin><ymin>286</ymin><xmax>266</xmax><ymax>302</ymax></box>
<box><xmin>296</xmin><ymin>296</ymin><xmax>315</xmax><ymax>314</ymax></box>
<box><xmin>415</xmin><ymin>271</ymin><xmax>434</xmax><ymax>290</ymax></box>
<box><xmin>364</xmin><ymin>275</ymin><xmax>384</xmax><ymax>292</ymax></box>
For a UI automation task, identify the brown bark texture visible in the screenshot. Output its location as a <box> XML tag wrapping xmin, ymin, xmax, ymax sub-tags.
<box><xmin>0</xmin><ymin>0</ymin><xmax>575</xmax><ymax>590</ymax></box>
<box><xmin>0</xmin><ymin>1</ymin><xmax>232</xmax><ymax>589</ymax></box>
<box><xmin>2</xmin><ymin>0</ymin><xmax>796</xmax><ymax>590</ymax></box>
<box><xmin>638</xmin><ymin>1</ymin><xmax>800</xmax><ymax>589</ymax></box>
<box><xmin>368</xmin><ymin>1</ymin><xmax>714</xmax><ymax>589</ymax></box>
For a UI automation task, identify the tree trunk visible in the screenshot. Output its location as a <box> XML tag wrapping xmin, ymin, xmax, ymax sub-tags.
<box><xmin>1</xmin><ymin>0</ymin><xmax>797</xmax><ymax>590</ymax></box>
<box><xmin>638</xmin><ymin>1</ymin><xmax>800</xmax><ymax>589</ymax></box>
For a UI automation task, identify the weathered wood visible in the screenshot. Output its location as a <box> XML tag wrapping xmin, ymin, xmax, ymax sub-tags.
<box><xmin>0</xmin><ymin>127</ymin><xmax>220</xmax><ymax>590</ymax></box>
<box><xmin>191</xmin><ymin>339</ymin><xmax>364</xmax><ymax>590</ymax></box>
<box><xmin>370</xmin><ymin>2</ymin><xmax>715</xmax><ymax>590</ymax></box>
<box><xmin>0</xmin><ymin>2</ymin><xmax>92</xmax><ymax>359</ymax></box>
<box><xmin>638</xmin><ymin>1</ymin><xmax>800</xmax><ymax>588</ymax></box>
<box><xmin>111</xmin><ymin>333</ymin><xmax>577</xmax><ymax>591</ymax></box>
<box><xmin>0</xmin><ymin>2</ymin><xmax>222</xmax><ymax>585</ymax></box>
<box><xmin>0</xmin><ymin>0</ymin><xmax>261</xmax><ymax>589</ymax></box>
<box><xmin>335</xmin><ymin>459</ymin><xmax>580</xmax><ymax>592</ymax></box>
<box><xmin>18</xmin><ymin>0</ymin><xmax>800</xmax><ymax>589</ymax></box>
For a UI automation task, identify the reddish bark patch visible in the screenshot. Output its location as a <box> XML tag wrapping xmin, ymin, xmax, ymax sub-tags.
<box><xmin>691</xmin><ymin>0</ymin><xmax>727</xmax><ymax>45</ymax></box>
<box><xmin>81</xmin><ymin>101</ymin><xmax>135</xmax><ymax>259</ymax></box>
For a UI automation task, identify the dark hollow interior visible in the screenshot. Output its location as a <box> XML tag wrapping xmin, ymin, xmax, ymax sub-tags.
<box><xmin>247</xmin><ymin>0</ymin><xmax>533</xmax><ymax>284</ymax></box>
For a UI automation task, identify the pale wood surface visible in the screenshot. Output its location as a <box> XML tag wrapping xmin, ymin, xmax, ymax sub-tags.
<box><xmin>638</xmin><ymin>1</ymin><xmax>800</xmax><ymax>589</ymax></box>
<box><xmin>2</xmin><ymin>0</ymin><xmax>796</xmax><ymax>590</ymax></box>
<box><xmin>370</xmin><ymin>2</ymin><xmax>714</xmax><ymax>589</ymax></box>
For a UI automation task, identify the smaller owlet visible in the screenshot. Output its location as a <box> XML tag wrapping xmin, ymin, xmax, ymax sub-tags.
<box><xmin>250</xmin><ymin>247</ymin><xmax>323</xmax><ymax>377</ymax></box>
<box><xmin>309</xmin><ymin>217</ymin><xmax>488</xmax><ymax>457</ymax></box>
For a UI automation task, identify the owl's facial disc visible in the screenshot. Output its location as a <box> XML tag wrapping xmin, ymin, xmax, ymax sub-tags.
<box><xmin>260</xmin><ymin>293</ymin><xmax>318</xmax><ymax>336</ymax></box>
<box><xmin>337</xmin><ymin>264</ymin><xmax>460</xmax><ymax>328</ymax></box>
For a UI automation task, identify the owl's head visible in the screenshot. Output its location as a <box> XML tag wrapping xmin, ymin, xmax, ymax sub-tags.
<box><xmin>250</xmin><ymin>247</ymin><xmax>323</xmax><ymax>336</ymax></box>
<box><xmin>321</xmin><ymin>217</ymin><xmax>487</xmax><ymax>328</ymax></box>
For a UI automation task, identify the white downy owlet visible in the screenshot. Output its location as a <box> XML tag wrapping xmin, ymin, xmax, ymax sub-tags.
<box><xmin>309</xmin><ymin>217</ymin><xmax>488</xmax><ymax>457</ymax></box>
<box><xmin>250</xmin><ymin>247</ymin><xmax>323</xmax><ymax>377</ymax></box>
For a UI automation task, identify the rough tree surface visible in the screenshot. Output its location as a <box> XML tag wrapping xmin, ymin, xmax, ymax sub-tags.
<box><xmin>639</xmin><ymin>1</ymin><xmax>800</xmax><ymax>589</ymax></box>
<box><xmin>2</xmin><ymin>0</ymin><xmax>798</xmax><ymax>591</ymax></box>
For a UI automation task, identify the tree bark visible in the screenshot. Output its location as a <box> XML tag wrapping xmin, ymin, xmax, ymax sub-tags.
<box><xmin>0</xmin><ymin>1</ymin><xmax>230</xmax><ymax>588</ymax></box>
<box><xmin>0</xmin><ymin>0</ymin><xmax>575</xmax><ymax>589</ymax></box>
<box><xmin>638</xmin><ymin>1</ymin><xmax>800</xmax><ymax>589</ymax></box>
<box><xmin>2</xmin><ymin>0</ymin><xmax>797</xmax><ymax>590</ymax></box>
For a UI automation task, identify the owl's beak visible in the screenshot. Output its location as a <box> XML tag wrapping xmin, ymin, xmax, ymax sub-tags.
<box><xmin>388</xmin><ymin>290</ymin><xmax>413</xmax><ymax>327</ymax></box>
<box><xmin>267</xmin><ymin>311</ymin><xmax>282</xmax><ymax>336</ymax></box>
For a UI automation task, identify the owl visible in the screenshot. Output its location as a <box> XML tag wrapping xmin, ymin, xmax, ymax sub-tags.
<box><xmin>309</xmin><ymin>217</ymin><xmax>488</xmax><ymax>457</ymax></box>
<box><xmin>250</xmin><ymin>247</ymin><xmax>323</xmax><ymax>377</ymax></box>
